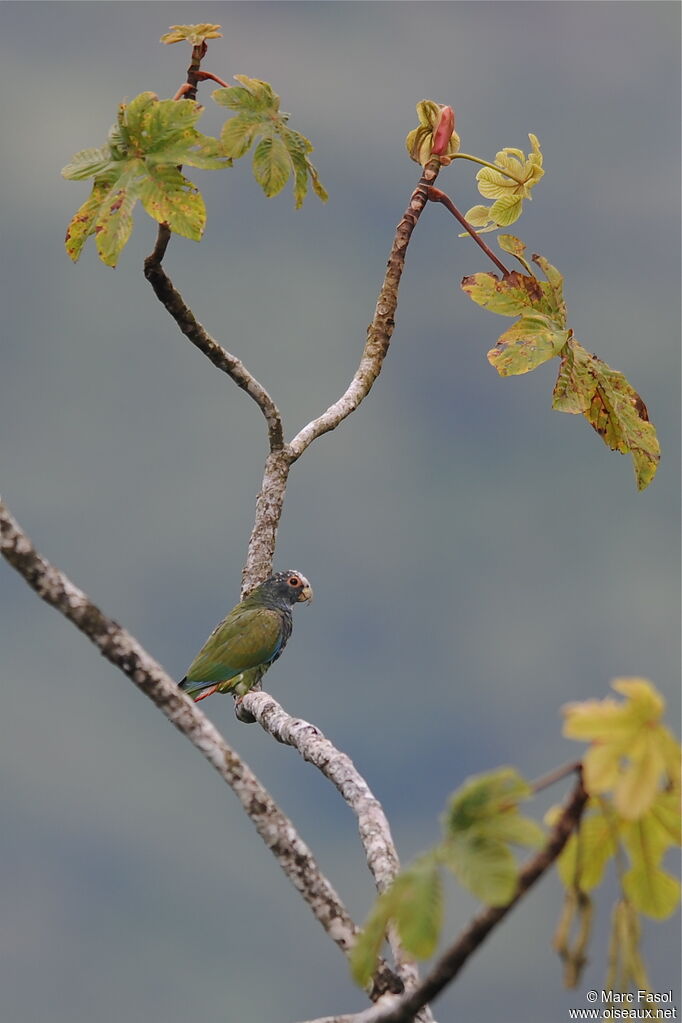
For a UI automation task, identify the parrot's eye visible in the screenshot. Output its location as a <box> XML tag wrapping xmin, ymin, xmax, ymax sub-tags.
<box><xmin>288</xmin><ymin>576</ymin><xmax>302</xmax><ymax>587</ymax></box>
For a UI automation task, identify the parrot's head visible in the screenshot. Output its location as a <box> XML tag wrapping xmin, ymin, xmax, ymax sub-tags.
<box><xmin>259</xmin><ymin>571</ymin><xmax>314</xmax><ymax>607</ymax></box>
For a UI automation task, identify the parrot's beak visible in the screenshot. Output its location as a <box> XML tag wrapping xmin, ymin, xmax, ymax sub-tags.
<box><xmin>299</xmin><ymin>582</ymin><xmax>314</xmax><ymax>604</ymax></box>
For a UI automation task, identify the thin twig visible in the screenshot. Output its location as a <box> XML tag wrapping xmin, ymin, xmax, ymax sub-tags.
<box><xmin>350</xmin><ymin>772</ymin><xmax>588</xmax><ymax>1023</ymax></box>
<box><xmin>143</xmin><ymin>238</ymin><xmax>285</xmax><ymax>451</ymax></box>
<box><xmin>425</xmin><ymin>186</ymin><xmax>511</xmax><ymax>277</ymax></box>
<box><xmin>0</xmin><ymin>494</ymin><xmax>403</xmax><ymax>1000</ymax></box>
<box><xmin>531</xmin><ymin>758</ymin><xmax>582</xmax><ymax>794</ymax></box>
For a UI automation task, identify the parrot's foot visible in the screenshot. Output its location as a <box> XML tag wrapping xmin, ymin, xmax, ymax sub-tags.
<box><xmin>234</xmin><ymin>696</ymin><xmax>256</xmax><ymax>724</ymax></box>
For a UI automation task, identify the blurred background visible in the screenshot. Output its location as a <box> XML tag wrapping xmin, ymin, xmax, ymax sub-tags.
<box><xmin>0</xmin><ymin>3</ymin><xmax>679</xmax><ymax>1022</ymax></box>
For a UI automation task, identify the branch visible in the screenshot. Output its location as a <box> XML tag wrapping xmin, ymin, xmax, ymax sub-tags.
<box><xmin>144</xmin><ymin>226</ymin><xmax>284</xmax><ymax>451</ymax></box>
<box><xmin>351</xmin><ymin>771</ymin><xmax>588</xmax><ymax>1023</ymax></box>
<box><xmin>240</xmin><ymin>161</ymin><xmax>442</xmax><ymax>593</ymax></box>
<box><xmin>287</xmin><ymin>162</ymin><xmax>441</xmax><ymax>463</ymax></box>
<box><xmin>241</xmin><ymin>690</ymin><xmax>429</xmax><ymax>1001</ymax></box>
<box><xmin>0</xmin><ymin>493</ymin><xmax>403</xmax><ymax>999</ymax></box>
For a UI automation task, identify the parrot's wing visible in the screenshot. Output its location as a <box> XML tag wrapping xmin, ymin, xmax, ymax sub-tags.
<box><xmin>185</xmin><ymin>606</ymin><xmax>284</xmax><ymax>685</ymax></box>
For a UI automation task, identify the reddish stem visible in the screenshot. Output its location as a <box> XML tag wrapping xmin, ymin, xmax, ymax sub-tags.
<box><xmin>195</xmin><ymin>70</ymin><xmax>230</xmax><ymax>88</ymax></box>
<box><xmin>427</xmin><ymin>186</ymin><xmax>511</xmax><ymax>277</ymax></box>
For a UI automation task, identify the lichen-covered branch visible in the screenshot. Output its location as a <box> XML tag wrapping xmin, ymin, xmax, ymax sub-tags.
<box><xmin>144</xmin><ymin>225</ymin><xmax>284</xmax><ymax>451</ymax></box>
<box><xmin>348</xmin><ymin>773</ymin><xmax>588</xmax><ymax>1023</ymax></box>
<box><xmin>241</xmin><ymin>690</ymin><xmax>430</xmax><ymax>1005</ymax></box>
<box><xmin>243</xmin><ymin>692</ymin><xmax>400</xmax><ymax>889</ymax></box>
<box><xmin>0</xmin><ymin>493</ymin><xmax>405</xmax><ymax>995</ymax></box>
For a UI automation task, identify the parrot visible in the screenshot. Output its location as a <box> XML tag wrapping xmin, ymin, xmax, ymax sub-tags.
<box><xmin>179</xmin><ymin>570</ymin><xmax>313</xmax><ymax>702</ymax></box>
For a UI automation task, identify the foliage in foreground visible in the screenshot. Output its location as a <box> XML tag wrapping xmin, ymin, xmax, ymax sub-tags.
<box><xmin>350</xmin><ymin>679</ymin><xmax>680</xmax><ymax>993</ymax></box>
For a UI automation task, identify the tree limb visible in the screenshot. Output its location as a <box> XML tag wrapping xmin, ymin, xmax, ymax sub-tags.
<box><xmin>240</xmin><ymin>690</ymin><xmax>429</xmax><ymax>1004</ymax></box>
<box><xmin>0</xmin><ymin>493</ymin><xmax>403</xmax><ymax>998</ymax></box>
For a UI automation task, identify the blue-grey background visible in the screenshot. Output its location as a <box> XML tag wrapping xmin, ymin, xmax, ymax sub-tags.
<box><xmin>0</xmin><ymin>3</ymin><xmax>679</xmax><ymax>1022</ymax></box>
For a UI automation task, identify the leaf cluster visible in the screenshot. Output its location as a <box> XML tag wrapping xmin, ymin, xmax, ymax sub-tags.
<box><xmin>462</xmin><ymin>238</ymin><xmax>660</xmax><ymax>489</ymax></box>
<box><xmin>63</xmin><ymin>78</ymin><xmax>326</xmax><ymax>266</ymax></box>
<box><xmin>350</xmin><ymin>768</ymin><xmax>543</xmax><ymax>987</ymax></box>
<box><xmin>465</xmin><ymin>135</ymin><xmax>544</xmax><ymax>231</ymax></box>
<box><xmin>62</xmin><ymin>92</ymin><xmax>229</xmax><ymax>266</ymax></box>
<box><xmin>213</xmin><ymin>76</ymin><xmax>328</xmax><ymax>208</ymax></box>
<box><xmin>160</xmin><ymin>23</ymin><xmax>223</xmax><ymax>46</ymax></box>
<box><xmin>552</xmin><ymin>679</ymin><xmax>681</xmax><ymax>991</ymax></box>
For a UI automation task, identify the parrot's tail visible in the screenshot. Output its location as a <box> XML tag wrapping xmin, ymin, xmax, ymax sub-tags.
<box><xmin>178</xmin><ymin>677</ymin><xmax>219</xmax><ymax>702</ymax></box>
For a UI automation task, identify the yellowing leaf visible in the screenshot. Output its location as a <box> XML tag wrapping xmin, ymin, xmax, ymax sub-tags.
<box><xmin>65</xmin><ymin>176</ymin><xmax>116</xmax><ymax>262</ymax></box>
<box><xmin>563</xmin><ymin>679</ymin><xmax>678</xmax><ymax>818</ymax></box>
<box><xmin>138</xmin><ymin>167</ymin><xmax>206</xmax><ymax>240</ymax></box>
<box><xmin>622</xmin><ymin>862</ymin><xmax>681</xmax><ymax>920</ymax></box>
<box><xmin>556</xmin><ymin>801</ymin><xmax>619</xmax><ymax>891</ymax></box>
<box><xmin>487</xmin><ymin>312</ymin><xmax>569</xmax><ymax>376</ymax></box>
<box><xmin>607</xmin><ymin>899</ymin><xmax>650</xmax><ymax>993</ymax></box>
<box><xmin>471</xmin><ymin>134</ymin><xmax>544</xmax><ymax>228</ymax></box>
<box><xmin>160</xmin><ymin>23</ymin><xmax>223</xmax><ymax>45</ymax></box>
<box><xmin>552</xmin><ymin>340</ymin><xmax>596</xmax><ymax>413</ymax></box>
<box><xmin>582</xmin><ymin>362</ymin><xmax>661</xmax><ymax>490</ymax></box>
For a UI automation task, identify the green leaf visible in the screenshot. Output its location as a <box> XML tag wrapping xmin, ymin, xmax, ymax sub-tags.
<box><xmin>252</xmin><ymin>135</ymin><xmax>292</xmax><ymax>197</ymax></box>
<box><xmin>221</xmin><ymin>115</ymin><xmax>259</xmax><ymax>159</ymax></box>
<box><xmin>349</xmin><ymin>895</ymin><xmax>391</xmax><ymax>988</ymax></box>
<box><xmin>487</xmin><ymin>312</ymin><xmax>569</xmax><ymax>376</ymax></box>
<box><xmin>440</xmin><ymin>833</ymin><xmax>519</xmax><ymax>906</ymax></box>
<box><xmin>61</xmin><ymin>146</ymin><xmax>114</xmax><ymax>181</ymax></box>
<box><xmin>160</xmin><ymin>23</ymin><xmax>223</xmax><ymax>45</ymax></box>
<box><xmin>212</xmin><ymin>79</ymin><xmax>326</xmax><ymax>207</ymax></box>
<box><xmin>392</xmin><ymin>858</ymin><xmax>443</xmax><ymax>960</ymax></box>
<box><xmin>350</xmin><ymin>855</ymin><xmax>444</xmax><ymax>986</ymax></box>
<box><xmin>93</xmin><ymin>170</ymin><xmax>141</xmax><ymax>267</ymax></box>
<box><xmin>123</xmin><ymin>91</ymin><xmax>160</xmax><ymax>143</ymax></box>
<box><xmin>439</xmin><ymin>767</ymin><xmax>542</xmax><ymax>905</ymax></box>
<box><xmin>444</xmin><ymin>767</ymin><xmax>534</xmax><ymax>834</ymax></box>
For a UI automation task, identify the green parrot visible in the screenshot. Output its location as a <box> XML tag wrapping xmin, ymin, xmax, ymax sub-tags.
<box><xmin>179</xmin><ymin>571</ymin><xmax>313</xmax><ymax>702</ymax></box>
